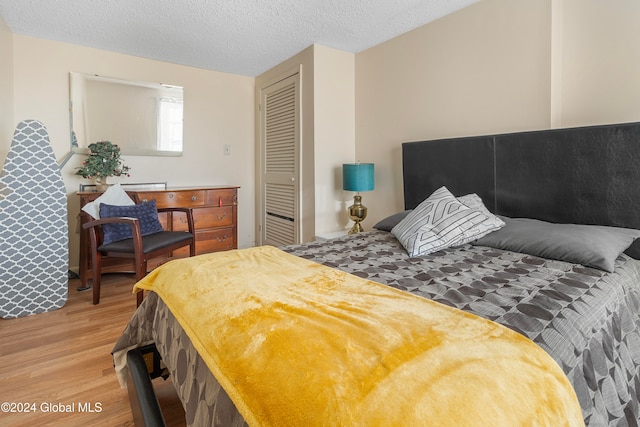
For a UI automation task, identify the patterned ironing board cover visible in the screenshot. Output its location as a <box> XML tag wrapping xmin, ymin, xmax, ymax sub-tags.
<box><xmin>0</xmin><ymin>120</ymin><xmax>68</xmax><ymax>318</ymax></box>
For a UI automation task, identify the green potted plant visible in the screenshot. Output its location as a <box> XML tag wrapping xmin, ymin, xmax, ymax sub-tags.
<box><xmin>75</xmin><ymin>141</ymin><xmax>131</xmax><ymax>189</ymax></box>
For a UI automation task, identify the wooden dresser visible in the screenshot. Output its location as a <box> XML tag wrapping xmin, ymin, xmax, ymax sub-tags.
<box><xmin>77</xmin><ymin>186</ymin><xmax>238</xmax><ymax>288</ymax></box>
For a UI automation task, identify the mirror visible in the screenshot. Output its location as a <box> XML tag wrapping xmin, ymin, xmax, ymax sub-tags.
<box><xmin>69</xmin><ymin>72</ymin><xmax>183</xmax><ymax>157</ymax></box>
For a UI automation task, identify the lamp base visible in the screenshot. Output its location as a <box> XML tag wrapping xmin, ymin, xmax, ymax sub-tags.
<box><xmin>348</xmin><ymin>220</ymin><xmax>364</xmax><ymax>235</ymax></box>
<box><xmin>347</xmin><ymin>194</ymin><xmax>367</xmax><ymax>234</ymax></box>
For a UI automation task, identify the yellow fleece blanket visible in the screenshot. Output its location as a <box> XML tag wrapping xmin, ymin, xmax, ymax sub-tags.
<box><xmin>134</xmin><ymin>246</ymin><xmax>583</xmax><ymax>427</ymax></box>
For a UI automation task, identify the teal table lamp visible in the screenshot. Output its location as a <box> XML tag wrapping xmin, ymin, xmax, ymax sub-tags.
<box><xmin>343</xmin><ymin>163</ymin><xmax>374</xmax><ymax>234</ymax></box>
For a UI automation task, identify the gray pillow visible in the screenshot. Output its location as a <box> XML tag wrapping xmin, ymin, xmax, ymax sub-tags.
<box><xmin>373</xmin><ymin>210</ymin><xmax>411</xmax><ymax>232</ymax></box>
<box><xmin>472</xmin><ymin>217</ymin><xmax>640</xmax><ymax>272</ymax></box>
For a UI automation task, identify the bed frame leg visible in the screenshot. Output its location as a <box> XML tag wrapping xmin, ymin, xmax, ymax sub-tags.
<box><xmin>126</xmin><ymin>348</ymin><xmax>167</xmax><ymax>427</ymax></box>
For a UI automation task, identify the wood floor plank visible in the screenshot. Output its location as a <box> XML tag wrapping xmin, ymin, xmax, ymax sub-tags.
<box><xmin>0</xmin><ymin>274</ymin><xmax>186</xmax><ymax>427</ymax></box>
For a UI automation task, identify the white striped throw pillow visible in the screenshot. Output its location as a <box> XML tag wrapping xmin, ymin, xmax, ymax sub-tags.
<box><xmin>391</xmin><ymin>186</ymin><xmax>488</xmax><ymax>256</ymax></box>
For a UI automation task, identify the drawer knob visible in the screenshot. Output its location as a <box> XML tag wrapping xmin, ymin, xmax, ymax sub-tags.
<box><xmin>191</xmin><ymin>195</ymin><xmax>197</xmax><ymax>201</ymax></box>
<box><xmin>216</xmin><ymin>235</ymin><xmax>229</xmax><ymax>242</ymax></box>
<box><xmin>169</xmin><ymin>193</ymin><xmax>174</xmax><ymax>199</ymax></box>
<box><xmin>216</xmin><ymin>212</ymin><xmax>228</xmax><ymax>220</ymax></box>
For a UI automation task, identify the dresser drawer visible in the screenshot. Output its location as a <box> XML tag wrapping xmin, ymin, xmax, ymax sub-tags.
<box><xmin>205</xmin><ymin>189</ymin><xmax>237</xmax><ymax>207</ymax></box>
<box><xmin>170</xmin><ymin>207</ymin><xmax>234</xmax><ymax>231</ymax></box>
<box><xmin>195</xmin><ymin>207</ymin><xmax>234</xmax><ymax>228</ymax></box>
<box><xmin>196</xmin><ymin>228</ymin><xmax>235</xmax><ymax>253</ymax></box>
<box><xmin>137</xmin><ymin>190</ymin><xmax>206</xmax><ymax>208</ymax></box>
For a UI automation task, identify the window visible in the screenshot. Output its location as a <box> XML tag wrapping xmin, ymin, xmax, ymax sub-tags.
<box><xmin>157</xmin><ymin>97</ymin><xmax>183</xmax><ymax>152</ymax></box>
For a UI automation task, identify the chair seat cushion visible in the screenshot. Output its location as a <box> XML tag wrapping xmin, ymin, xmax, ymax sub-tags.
<box><xmin>98</xmin><ymin>231</ymin><xmax>193</xmax><ymax>254</ymax></box>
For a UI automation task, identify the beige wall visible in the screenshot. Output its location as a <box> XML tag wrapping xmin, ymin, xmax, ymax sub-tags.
<box><xmin>355</xmin><ymin>0</ymin><xmax>640</xmax><ymax>225</ymax></box>
<box><xmin>556</xmin><ymin>0</ymin><xmax>640</xmax><ymax>127</ymax></box>
<box><xmin>313</xmin><ymin>45</ymin><xmax>355</xmax><ymax>235</ymax></box>
<box><xmin>7</xmin><ymin>35</ymin><xmax>255</xmax><ymax>270</ymax></box>
<box><xmin>0</xmin><ymin>14</ymin><xmax>12</xmax><ymax>160</ymax></box>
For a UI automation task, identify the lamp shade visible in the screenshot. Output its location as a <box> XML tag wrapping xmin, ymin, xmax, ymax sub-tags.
<box><xmin>343</xmin><ymin>163</ymin><xmax>374</xmax><ymax>192</ymax></box>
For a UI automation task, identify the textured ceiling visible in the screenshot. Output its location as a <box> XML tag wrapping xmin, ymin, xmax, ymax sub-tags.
<box><xmin>0</xmin><ymin>0</ymin><xmax>478</xmax><ymax>77</ymax></box>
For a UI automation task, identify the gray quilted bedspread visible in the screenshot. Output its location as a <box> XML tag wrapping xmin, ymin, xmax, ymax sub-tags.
<box><xmin>284</xmin><ymin>231</ymin><xmax>640</xmax><ymax>427</ymax></box>
<box><xmin>114</xmin><ymin>230</ymin><xmax>640</xmax><ymax>426</ymax></box>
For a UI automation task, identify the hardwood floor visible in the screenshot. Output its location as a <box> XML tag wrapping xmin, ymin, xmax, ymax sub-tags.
<box><xmin>0</xmin><ymin>274</ymin><xmax>186</xmax><ymax>427</ymax></box>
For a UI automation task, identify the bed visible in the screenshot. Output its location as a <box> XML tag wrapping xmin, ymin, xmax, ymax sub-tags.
<box><xmin>113</xmin><ymin>121</ymin><xmax>640</xmax><ymax>426</ymax></box>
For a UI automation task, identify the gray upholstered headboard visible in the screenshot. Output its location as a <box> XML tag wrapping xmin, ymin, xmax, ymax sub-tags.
<box><xmin>402</xmin><ymin>121</ymin><xmax>640</xmax><ymax>258</ymax></box>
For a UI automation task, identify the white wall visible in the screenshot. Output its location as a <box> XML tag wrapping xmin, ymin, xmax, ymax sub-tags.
<box><xmin>7</xmin><ymin>35</ymin><xmax>255</xmax><ymax>271</ymax></box>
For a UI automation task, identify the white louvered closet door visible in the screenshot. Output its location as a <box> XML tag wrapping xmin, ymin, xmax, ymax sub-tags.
<box><xmin>260</xmin><ymin>72</ymin><xmax>300</xmax><ymax>246</ymax></box>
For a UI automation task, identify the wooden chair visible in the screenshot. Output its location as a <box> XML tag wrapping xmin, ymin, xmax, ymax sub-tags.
<box><xmin>82</xmin><ymin>207</ymin><xmax>195</xmax><ymax>305</ymax></box>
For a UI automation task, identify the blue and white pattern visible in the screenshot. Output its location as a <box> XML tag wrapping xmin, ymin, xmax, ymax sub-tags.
<box><xmin>0</xmin><ymin>120</ymin><xmax>68</xmax><ymax>318</ymax></box>
<box><xmin>99</xmin><ymin>200</ymin><xmax>164</xmax><ymax>245</ymax></box>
